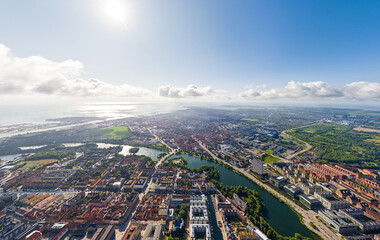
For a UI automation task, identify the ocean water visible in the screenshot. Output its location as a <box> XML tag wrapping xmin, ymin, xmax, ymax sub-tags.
<box><xmin>0</xmin><ymin>101</ymin><xmax>184</xmax><ymax>126</ymax></box>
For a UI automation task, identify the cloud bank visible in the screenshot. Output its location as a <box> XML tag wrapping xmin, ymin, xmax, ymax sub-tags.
<box><xmin>343</xmin><ymin>81</ymin><xmax>380</xmax><ymax>99</ymax></box>
<box><xmin>241</xmin><ymin>81</ymin><xmax>380</xmax><ymax>100</ymax></box>
<box><xmin>0</xmin><ymin>43</ymin><xmax>378</xmax><ymax>101</ymax></box>
<box><xmin>158</xmin><ymin>85</ymin><xmax>220</xmax><ymax>98</ymax></box>
<box><xmin>0</xmin><ymin>43</ymin><xmax>152</xmax><ymax>97</ymax></box>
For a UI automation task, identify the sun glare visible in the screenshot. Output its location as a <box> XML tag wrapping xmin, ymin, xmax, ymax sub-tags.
<box><xmin>100</xmin><ymin>0</ymin><xmax>129</xmax><ymax>30</ymax></box>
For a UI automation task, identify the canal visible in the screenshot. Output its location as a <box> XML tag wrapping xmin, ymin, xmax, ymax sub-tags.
<box><xmin>207</xmin><ymin>195</ymin><xmax>224</xmax><ymax>239</ymax></box>
<box><xmin>170</xmin><ymin>154</ymin><xmax>315</xmax><ymax>239</ymax></box>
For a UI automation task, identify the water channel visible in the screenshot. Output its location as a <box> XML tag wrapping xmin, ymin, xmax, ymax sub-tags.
<box><xmin>170</xmin><ymin>154</ymin><xmax>315</xmax><ymax>239</ymax></box>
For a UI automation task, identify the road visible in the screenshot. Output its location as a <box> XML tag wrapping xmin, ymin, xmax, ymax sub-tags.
<box><xmin>211</xmin><ymin>195</ymin><xmax>228</xmax><ymax>240</ymax></box>
<box><xmin>144</xmin><ymin>129</ymin><xmax>177</xmax><ymax>196</ymax></box>
<box><xmin>281</xmin><ymin>128</ymin><xmax>312</xmax><ymax>160</ymax></box>
<box><xmin>193</xmin><ymin>137</ymin><xmax>340</xmax><ymax>240</ymax></box>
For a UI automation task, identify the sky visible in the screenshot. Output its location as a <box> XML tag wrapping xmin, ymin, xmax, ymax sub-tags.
<box><xmin>0</xmin><ymin>0</ymin><xmax>379</xmax><ymax>103</ymax></box>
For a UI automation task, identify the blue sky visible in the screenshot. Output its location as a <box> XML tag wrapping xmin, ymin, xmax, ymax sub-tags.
<box><xmin>0</xmin><ymin>0</ymin><xmax>379</xmax><ymax>101</ymax></box>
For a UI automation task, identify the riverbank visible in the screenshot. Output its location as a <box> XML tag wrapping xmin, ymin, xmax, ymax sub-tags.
<box><xmin>213</xmin><ymin>160</ymin><xmax>322</xmax><ymax>240</ymax></box>
<box><xmin>216</xmin><ymin>160</ymin><xmax>330</xmax><ymax>240</ymax></box>
<box><xmin>175</xmin><ymin>153</ymin><xmax>314</xmax><ymax>239</ymax></box>
<box><xmin>193</xmin><ymin>138</ymin><xmax>338</xmax><ymax>240</ymax></box>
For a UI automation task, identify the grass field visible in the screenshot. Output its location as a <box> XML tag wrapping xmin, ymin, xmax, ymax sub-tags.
<box><xmin>265</xmin><ymin>149</ymin><xmax>273</xmax><ymax>154</ymax></box>
<box><xmin>366</xmin><ymin>136</ymin><xmax>380</xmax><ymax>145</ymax></box>
<box><xmin>263</xmin><ymin>154</ymin><xmax>281</xmax><ymax>163</ymax></box>
<box><xmin>82</xmin><ymin>126</ymin><xmax>132</xmax><ymax>140</ymax></box>
<box><xmin>17</xmin><ymin>159</ymin><xmax>57</xmax><ymax>170</ymax></box>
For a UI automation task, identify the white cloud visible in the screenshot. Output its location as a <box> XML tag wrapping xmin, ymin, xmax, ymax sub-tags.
<box><xmin>241</xmin><ymin>81</ymin><xmax>342</xmax><ymax>99</ymax></box>
<box><xmin>343</xmin><ymin>81</ymin><xmax>380</xmax><ymax>99</ymax></box>
<box><xmin>1</xmin><ymin>43</ymin><xmax>378</xmax><ymax>102</ymax></box>
<box><xmin>0</xmin><ymin>43</ymin><xmax>152</xmax><ymax>97</ymax></box>
<box><xmin>241</xmin><ymin>81</ymin><xmax>380</xmax><ymax>100</ymax></box>
<box><xmin>158</xmin><ymin>84</ymin><xmax>224</xmax><ymax>98</ymax></box>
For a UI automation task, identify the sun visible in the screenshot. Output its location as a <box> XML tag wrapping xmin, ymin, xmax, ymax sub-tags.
<box><xmin>100</xmin><ymin>0</ymin><xmax>129</xmax><ymax>29</ymax></box>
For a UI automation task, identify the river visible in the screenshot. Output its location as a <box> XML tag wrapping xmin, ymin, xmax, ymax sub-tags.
<box><xmin>170</xmin><ymin>154</ymin><xmax>315</xmax><ymax>239</ymax></box>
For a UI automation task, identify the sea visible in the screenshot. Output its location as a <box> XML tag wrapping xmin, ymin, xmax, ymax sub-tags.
<box><xmin>0</xmin><ymin>101</ymin><xmax>185</xmax><ymax>127</ymax></box>
<box><xmin>0</xmin><ymin>99</ymin><xmax>378</xmax><ymax>127</ymax></box>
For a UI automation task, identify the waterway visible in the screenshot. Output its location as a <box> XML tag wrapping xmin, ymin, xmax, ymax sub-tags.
<box><xmin>207</xmin><ymin>195</ymin><xmax>223</xmax><ymax>239</ymax></box>
<box><xmin>170</xmin><ymin>154</ymin><xmax>315</xmax><ymax>239</ymax></box>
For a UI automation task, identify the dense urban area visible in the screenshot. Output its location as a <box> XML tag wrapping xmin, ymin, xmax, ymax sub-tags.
<box><xmin>0</xmin><ymin>107</ymin><xmax>379</xmax><ymax>240</ymax></box>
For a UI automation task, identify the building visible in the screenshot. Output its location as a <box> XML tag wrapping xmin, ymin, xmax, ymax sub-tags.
<box><xmin>190</xmin><ymin>205</ymin><xmax>209</xmax><ymax>224</ymax></box>
<box><xmin>238</xmin><ymin>233</ymin><xmax>256</xmax><ymax>240</ymax></box>
<box><xmin>25</xmin><ymin>230</ymin><xmax>42</xmax><ymax>240</ymax></box>
<box><xmin>189</xmin><ymin>194</ymin><xmax>211</xmax><ymax>240</ymax></box>
<box><xmin>251</xmin><ymin>159</ymin><xmax>263</xmax><ymax>175</ymax></box>
<box><xmin>215</xmin><ymin>194</ymin><xmax>231</xmax><ymax>209</ymax></box>
<box><xmin>299</xmin><ymin>194</ymin><xmax>322</xmax><ymax>210</ymax></box>
<box><xmin>171</xmin><ymin>195</ymin><xmax>190</xmax><ymax>207</ymax></box>
<box><xmin>318</xmin><ymin>210</ymin><xmax>357</xmax><ymax>234</ymax></box>
<box><xmin>121</xmin><ymin>221</ymin><xmax>143</xmax><ymax>240</ymax></box>
<box><xmin>270</xmin><ymin>176</ymin><xmax>287</xmax><ymax>189</ymax></box>
<box><xmin>22</xmin><ymin>169</ymin><xmax>74</xmax><ymax>189</ymax></box>
<box><xmin>346</xmin><ymin>195</ymin><xmax>359</xmax><ymax>205</ymax></box>
<box><xmin>336</xmin><ymin>189</ymin><xmax>351</xmax><ymax>199</ymax></box>
<box><xmin>314</xmin><ymin>192</ymin><xmax>350</xmax><ymax>210</ymax></box>
<box><xmin>284</xmin><ymin>184</ymin><xmax>302</xmax><ymax>197</ymax></box>
<box><xmin>133</xmin><ymin>178</ymin><xmax>148</xmax><ymax>192</ymax></box>
<box><xmin>142</xmin><ymin>224</ymin><xmax>163</xmax><ymax>240</ymax></box>
<box><xmin>190</xmin><ymin>224</ymin><xmax>212</xmax><ymax>240</ymax></box>
<box><xmin>101</xmin><ymin>225</ymin><xmax>115</xmax><ymax>240</ymax></box>
<box><xmin>0</xmin><ymin>216</ymin><xmax>29</xmax><ymax>240</ymax></box>
<box><xmin>190</xmin><ymin>194</ymin><xmax>207</xmax><ymax>206</ymax></box>
<box><xmin>339</xmin><ymin>208</ymin><xmax>380</xmax><ymax>233</ymax></box>
<box><xmin>232</xmin><ymin>193</ymin><xmax>247</xmax><ymax>212</ymax></box>
<box><xmin>298</xmin><ymin>182</ymin><xmax>323</xmax><ymax>195</ymax></box>
<box><xmin>309</xmin><ymin>164</ymin><xmax>357</xmax><ymax>182</ymax></box>
<box><xmin>254</xmin><ymin>229</ymin><xmax>269</xmax><ymax>240</ymax></box>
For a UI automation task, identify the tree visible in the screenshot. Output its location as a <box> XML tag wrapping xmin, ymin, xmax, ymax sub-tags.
<box><xmin>178</xmin><ymin>204</ymin><xmax>187</xmax><ymax>219</ymax></box>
